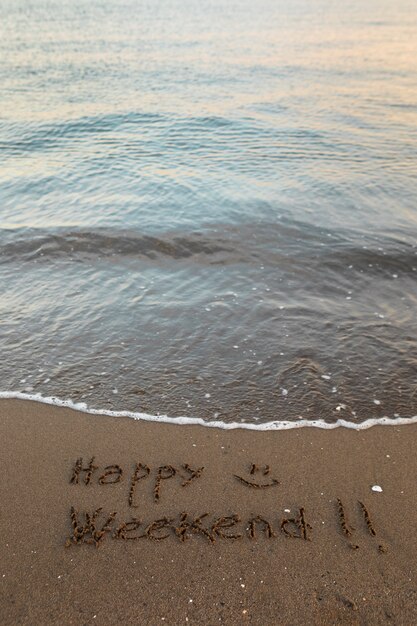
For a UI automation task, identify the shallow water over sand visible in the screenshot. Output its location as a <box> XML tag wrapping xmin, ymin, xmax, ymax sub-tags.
<box><xmin>1</xmin><ymin>0</ymin><xmax>416</xmax><ymax>424</ymax></box>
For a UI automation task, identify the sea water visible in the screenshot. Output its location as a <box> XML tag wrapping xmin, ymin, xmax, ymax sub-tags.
<box><xmin>1</xmin><ymin>0</ymin><xmax>416</xmax><ymax>427</ymax></box>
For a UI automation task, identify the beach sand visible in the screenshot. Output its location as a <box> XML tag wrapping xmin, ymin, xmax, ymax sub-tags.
<box><xmin>1</xmin><ymin>398</ymin><xmax>417</xmax><ymax>625</ymax></box>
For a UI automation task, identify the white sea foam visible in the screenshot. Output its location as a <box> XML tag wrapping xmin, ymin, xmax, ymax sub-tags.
<box><xmin>1</xmin><ymin>391</ymin><xmax>417</xmax><ymax>431</ymax></box>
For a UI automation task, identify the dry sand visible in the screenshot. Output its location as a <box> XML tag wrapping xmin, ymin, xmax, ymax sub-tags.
<box><xmin>1</xmin><ymin>398</ymin><xmax>417</xmax><ymax>625</ymax></box>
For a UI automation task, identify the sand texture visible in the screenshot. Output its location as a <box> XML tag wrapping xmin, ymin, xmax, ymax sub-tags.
<box><xmin>1</xmin><ymin>399</ymin><xmax>417</xmax><ymax>625</ymax></box>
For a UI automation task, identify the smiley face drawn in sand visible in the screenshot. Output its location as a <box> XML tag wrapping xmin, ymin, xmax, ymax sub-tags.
<box><xmin>233</xmin><ymin>463</ymin><xmax>280</xmax><ymax>488</ymax></box>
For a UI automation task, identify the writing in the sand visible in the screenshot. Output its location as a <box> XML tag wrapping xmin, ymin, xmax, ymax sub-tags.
<box><xmin>66</xmin><ymin>507</ymin><xmax>311</xmax><ymax>548</ymax></box>
<box><xmin>69</xmin><ymin>457</ymin><xmax>280</xmax><ymax>506</ymax></box>
<box><xmin>66</xmin><ymin>456</ymin><xmax>386</xmax><ymax>552</ymax></box>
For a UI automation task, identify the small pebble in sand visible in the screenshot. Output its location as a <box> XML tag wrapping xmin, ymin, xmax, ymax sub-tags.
<box><xmin>371</xmin><ymin>485</ymin><xmax>383</xmax><ymax>492</ymax></box>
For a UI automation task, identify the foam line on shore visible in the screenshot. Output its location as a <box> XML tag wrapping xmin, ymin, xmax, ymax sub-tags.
<box><xmin>1</xmin><ymin>391</ymin><xmax>417</xmax><ymax>431</ymax></box>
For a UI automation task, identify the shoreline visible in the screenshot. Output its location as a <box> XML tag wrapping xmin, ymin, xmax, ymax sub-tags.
<box><xmin>1</xmin><ymin>391</ymin><xmax>417</xmax><ymax>431</ymax></box>
<box><xmin>1</xmin><ymin>398</ymin><xmax>417</xmax><ymax>624</ymax></box>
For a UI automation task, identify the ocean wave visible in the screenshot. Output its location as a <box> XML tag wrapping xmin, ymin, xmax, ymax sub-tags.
<box><xmin>0</xmin><ymin>225</ymin><xmax>416</xmax><ymax>275</ymax></box>
<box><xmin>1</xmin><ymin>391</ymin><xmax>417</xmax><ymax>431</ymax></box>
<box><xmin>0</xmin><ymin>228</ymin><xmax>232</xmax><ymax>264</ymax></box>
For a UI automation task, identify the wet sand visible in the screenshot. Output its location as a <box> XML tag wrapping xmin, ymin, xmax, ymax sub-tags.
<box><xmin>1</xmin><ymin>398</ymin><xmax>417</xmax><ymax>625</ymax></box>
